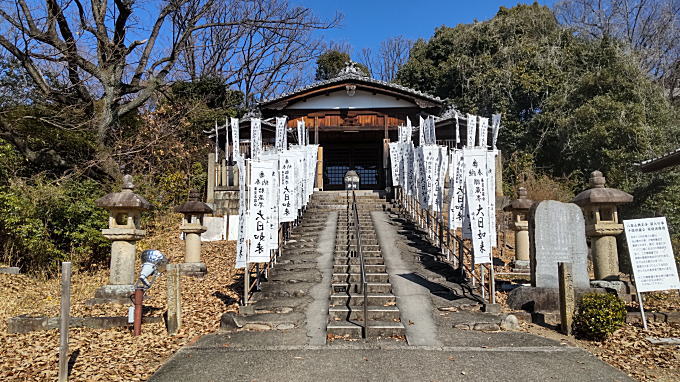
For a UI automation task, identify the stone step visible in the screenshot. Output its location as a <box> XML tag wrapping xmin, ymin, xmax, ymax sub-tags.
<box><xmin>331</xmin><ymin>282</ymin><xmax>393</xmax><ymax>295</ymax></box>
<box><xmin>333</xmin><ymin>264</ymin><xmax>386</xmax><ymax>273</ymax></box>
<box><xmin>334</xmin><ymin>239</ymin><xmax>379</xmax><ymax>246</ymax></box>
<box><xmin>334</xmin><ymin>244</ymin><xmax>380</xmax><ymax>251</ymax></box>
<box><xmin>333</xmin><ymin>257</ymin><xmax>384</xmax><ymax>265</ymax></box>
<box><xmin>332</xmin><ymin>272</ymin><xmax>389</xmax><ymax>283</ymax></box>
<box><xmin>326</xmin><ymin>320</ymin><xmax>405</xmax><ymax>338</ymax></box>
<box><xmin>328</xmin><ymin>305</ymin><xmax>401</xmax><ymax>321</ymax></box>
<box><xmin>330</xmin><ymin>292</ymin><xmax>396</xmax><ymax>305</ymax></box>
<box><xmin>333</xmin><ymin>251</ymin><xmax>383</xmax><ymax>259</ymax></box>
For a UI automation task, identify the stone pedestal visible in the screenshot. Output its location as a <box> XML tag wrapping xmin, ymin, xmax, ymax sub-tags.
<box><xmin>514</xmin><ymin>221</ymin><xmax>530</xmax><ymax>269</ymax></box>
<box><xmin>175</xmin><ymin>189</ymin><xmax>213</xmax><ymax>277</ymax></box>
<box><xmin>94</xmin><ymin>229</ymin><xmax>145</xmax><ymax>301</ymax></box>
<box><xmin>590</xmin><ymin>230</ymin><xmax>622</xmax><ymax>280</ymax></box>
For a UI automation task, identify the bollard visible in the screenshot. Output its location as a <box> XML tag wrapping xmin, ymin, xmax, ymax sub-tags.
<box><xmin>132</xmin><ymin>287</ymin><xmax>144</xmax><ymax>336</ymax></box>
<box><xmin>58</xmin><ymin>262</ymin><xmax>71</xmax><ymax>382</ymax></box>
<box><xmin>558</xmin><ymin>262</ymin><xmax>574</xmax><ymax>335</ymax></box>
<box><xmin>166</xmin><ymin>264</ymin><xmax>182</xmax><ymax>335</ymax></box>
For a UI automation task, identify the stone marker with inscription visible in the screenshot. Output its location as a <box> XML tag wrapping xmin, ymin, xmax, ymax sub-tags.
<box><xmin>530</xmin><ymin>200</ymin><xmax>590</xmax><ymax>289</ymax></box>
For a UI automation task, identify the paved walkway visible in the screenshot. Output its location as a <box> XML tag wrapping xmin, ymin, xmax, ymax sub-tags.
<box><xmin>149</xmin><ymin>203</ymin><xmax>632</xmax><ymax>382</ymax></box>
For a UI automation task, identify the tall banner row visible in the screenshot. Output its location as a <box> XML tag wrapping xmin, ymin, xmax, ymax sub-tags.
<box><xmin>230</xmin><ymin>117</ymin><xmax>318</xmax><ymax>268</ymax></box>
<box><xmin>390</xmin><ymin>113</ymin><xmax>501</xmax><ymax>264</ymax></box>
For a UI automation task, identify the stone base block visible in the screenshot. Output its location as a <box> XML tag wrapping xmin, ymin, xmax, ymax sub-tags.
<box><xmin>513</xmin><ymin>260</ymin><xmax>529</xmax><ymax>270</ymax></box>
<box><xmin>179</xmin><ymin>262</ymin><xmax>207</xmax><ymax>277</ymax></box>
<box><xmin>7</xmin><ymin>315</ymin><xmax>163</xmax><ymax>333</ymax></box>
<box><xmin>507</xmin><ymin>286</ymin><xmax>607</xmax><ymax>312</ymax></box>
<box><xmin>87</xmin><ymin>284</ymin><xmax>135</xmax><ymax>305</ymax></box>
<box><xmin>0</xmin><ymin>267</ymin><xmax>20</xmax><ymax>274</ymax></box>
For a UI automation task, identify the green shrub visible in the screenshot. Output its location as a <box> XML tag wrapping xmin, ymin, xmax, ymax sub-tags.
<box><xmin>0</xmin><ymin>177</ymin><xmax>109</xmax><ymax>275</ymax></box>
<box><xmin>573</xmin><ymin>292</ymin><xmax>627</xmax><ymax>341</ymax></box>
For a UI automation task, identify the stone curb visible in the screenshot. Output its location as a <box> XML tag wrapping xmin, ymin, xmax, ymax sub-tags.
<box><xmin>7</xmin><ymin>315</ymin><xmax>164</xmax><ymax>333</ymax></box>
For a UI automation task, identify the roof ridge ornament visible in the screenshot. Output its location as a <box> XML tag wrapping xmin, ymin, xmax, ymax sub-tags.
<box><xmin>336</xmin><ymin>61</ymin><xmax>369</xmax><ymax>78</ymax></box>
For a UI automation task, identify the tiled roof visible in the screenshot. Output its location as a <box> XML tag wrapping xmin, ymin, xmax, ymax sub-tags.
<box><xmin>638</xmin><ymin>147</ymin><xmax>680</xmax><ymax>172</ymax></box>
<box><xmin>259</xmin><ymin>65</ymin><xmax>442</xmax><ymax>107</ymax></box>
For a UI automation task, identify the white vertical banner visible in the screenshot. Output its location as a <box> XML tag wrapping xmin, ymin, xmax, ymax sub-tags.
<box><xmin>448</xmin><ymin>149</ymin><xmax>465</xmax><ymax>230</ymax></box>
<box><xmin>405</xmin><ymin>117</ymin><xmax>413</xmax><ymax>143</ymax></box>
<box><xmin>296</xmin><ymin>120</ymin><xmax>305</xmax><ymax>145</ymax></box>
<box><xmin>418</xmin><ymin>116</ymin><xmax>425</xmax><ymax>147</ymax></box>
<box><xmin>251</xmin><ymin>118</ymin><xmax>262</xmax><ymax>159</ymax></box>
<box><xmin>214</xmin><ymin>120</ymin><xmax>219</xmax><ymax>162</ymax></box>
<box><xmin>224</xmin><ymin>117</ymin><xmax>229</xmax><ymax>162</ymax></box>
<box><xmin>389</xmin><ymin>142</ymin><xmax>402</xmax><ymax>187</ymax></box>
<box><xmin>428</xmin><ymin>115</ymin><xmax>437</xmax><ymax>145</ymax></box>
<box><xmin>464</xmin><ymin>148</ymin><xmax>492</xmax><ymax>264</ymax></box>
<box><xmin>275</xmin><ymin>117</ymin><xmax>287</xmax><ymax>151</ymax></box>
<box><xmin>435</xmin><ymin>146</ymin><xmax>448</xmax><ymax>212</ymax></box>
<box><xmin>248</xmin><ymin>160</ymin><xmax>272</xmax><ymax>263</ymax></box>
<box><xmin>486</xmin><ymin>150</ymin><xmax>498</xmax><ymax>248</ymax></box>
<box><xmin>235</xmin><ymin>156</ymin><xmax>247</xmax><ymax>268</ymax></box>
<box><xmin>420</xmin><ymin>146</ymin><xmax>438</xmax><ymax>209</ymax></box>
<box><xmin>478</xmin><ymin>117</ymin><xmax>489</xmax><ymax>149</ymax></box>
<box><xmin>279</xmin><ymin>153</ymin><xmax>296</xmax><ymax>222</ymax></box>
<box><xmin>466</xmin><ymin>114</ymin><xmax>477</xmax><ymax>148</ymax></box>
<box><xmin>491</xmin><ymin>114</ymin><xmax>502</xmax><ymax>149</ymax></box>
<box><xmin>231</xmin><ymin>118</ymin><xmax>240</xmax><ymax>159</ymax></box>
<box><xmin>265</xmin><ymin>159</ymin><xmax>279</xmax><ymax>252</ymax></box>
<box><xmin>454</xmin><ymin>111</ymin><xmax>461</xmax><ymax>145</ymax></box>
<box><xmin>404</xmin><ymin>144</ymin><xmax>414</xmax><ymax>196</ymax></box>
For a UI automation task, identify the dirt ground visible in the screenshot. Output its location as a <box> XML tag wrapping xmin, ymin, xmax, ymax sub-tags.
<box><xmin>0</xmin><ymin>215</ymin><xmax>241</xmax><ymax>381</ymax></box>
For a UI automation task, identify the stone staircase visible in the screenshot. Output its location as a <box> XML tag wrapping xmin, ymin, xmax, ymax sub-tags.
<box><xmin>326</xmin><ymin>192</ymin><xmax>405</xmax><ymax>339</ymax></box>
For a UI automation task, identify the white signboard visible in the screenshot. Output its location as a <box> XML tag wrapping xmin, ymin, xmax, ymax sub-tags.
<box><xmin>486</xmin><ymin>150</ymin><xmax>497</xmax><ymax>248</ymax></box>
<box><xmin>624</xmin><ymin>217</ymin><xmax>680</xmax><ymax>293</ymax></box>
<box><xmin>464</xmin><ymin>148</ymin><xmax>492</xmax><ymax>264</ymax></box>
<box><xmin>491</xmin><ymin>114</ymin><xmax>502</xmax><ymax>149</ymax></box>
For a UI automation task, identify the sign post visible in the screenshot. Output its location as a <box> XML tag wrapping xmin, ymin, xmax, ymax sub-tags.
<box><xmin>623</xmin><ymin>217</ymin><xmax>680</xmax><ymax>330</ymax></box>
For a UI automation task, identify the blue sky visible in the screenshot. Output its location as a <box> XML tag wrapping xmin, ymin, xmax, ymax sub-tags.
<box><xmin>295</xmin><ymin>1</ymin><xmax>556</xmax><ymax>55</ymax></box>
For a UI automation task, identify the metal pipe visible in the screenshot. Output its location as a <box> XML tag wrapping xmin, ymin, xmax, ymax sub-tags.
<box><xmin>133</xmin><ymin>287</ymin><xmax>144</xmax><ymax>336</ymax></box>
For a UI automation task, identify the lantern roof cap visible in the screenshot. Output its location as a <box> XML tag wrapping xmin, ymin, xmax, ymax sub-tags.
<box><xmin>175</xmin><ymin>189</ymin><xmax>213</xmax><ymax>214</ymax></box>
<box><xmin>504</xmin><ymin>187</ymin><xmax>534</xmax><ymax>211</ymax></box>
<box><xmin>572</xmin><ymin>171</ymin><xmax>633</xmax><ymax>206</ymax></box>
<box><xmin>95</xmin><ymin>175</ymin><xmax>151</xmax><ymax>210</ymax></box>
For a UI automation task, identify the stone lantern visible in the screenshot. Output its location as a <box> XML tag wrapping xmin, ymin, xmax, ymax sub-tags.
<box><xmin>94</xmin><ymin>174</ymin><xmax>150</xmax><ymax>300</ymax></box>
<box><xmin>175</xmin><ymin>189</ymin><xmax>213</xmax><ymax>276</ymax></box>
<box><xmin>572</xmin><ymin>171</ymin><xmax>633</xmax><ymax>280</ymax></box>
<box><xmin>344</xmin><ymin>170</ymin><xmax>360</xmax><ymax>190</ymax></box>
<box><xmin>503</xmin><ymin>187</ymin><xmax>533</xmax><ymax>269</ymax></box>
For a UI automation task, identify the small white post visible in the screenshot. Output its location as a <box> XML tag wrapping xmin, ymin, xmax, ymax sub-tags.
<box><xmin>636</xmin><ymin>290</ymin><xmax>648</xmax><ymax>330</ymax></box>
<box><xmin>58</xmin><ymin>262</ymin><xmax>72</xmax><ymax>382</ymax></box>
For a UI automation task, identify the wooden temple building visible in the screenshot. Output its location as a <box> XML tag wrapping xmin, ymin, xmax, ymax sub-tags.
<box><xmin>207</xmin><ymin>63</ymin><xmax>486</xmax><ymax>213</ymax></box>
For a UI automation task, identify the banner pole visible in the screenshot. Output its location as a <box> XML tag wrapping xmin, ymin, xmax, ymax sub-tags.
<box><xmin>636</xmin><ymin>290</ymin><xmax>648</xmax><ymax>330</ymax></box>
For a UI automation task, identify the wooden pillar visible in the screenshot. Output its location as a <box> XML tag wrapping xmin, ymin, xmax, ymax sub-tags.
<box><xmin>166</xmin><ymin>264</ymin><xmax>182</xmax><ymax>335</ymax></box>
<box><xmin>558</xmin><ymin>262</ymin><xmax>574</xmax><ymax>335</ymax></box>
<box><xmin>207</xmin><ymin>153</ymin><xmax>216</xmax><ymax>203</ymax></box>
<box><xmin>316</xmin><ymin>146</ymin><xmax>324</xmax><ymax>191</ymax></box>
<box><xmin>314</xmin><ymin>116</ymin><xmax>319</xmax><ymax>144</ymax></box>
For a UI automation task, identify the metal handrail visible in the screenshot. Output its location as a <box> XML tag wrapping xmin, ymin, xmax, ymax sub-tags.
<box><xmin>349</xmin><ymin>190</ymin><xmax>369</xmax><ymax>338</ymax></box>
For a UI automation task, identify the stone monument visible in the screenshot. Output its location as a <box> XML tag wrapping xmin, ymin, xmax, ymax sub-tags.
<box><xmin>572</xmin><ymin>171</ymin><xmax>632</xmax><ymax>280</ymax></box>
<box><xmin>529</xmin><ymin>200</ymin><xmax>589</xmax><ymax>288</ymax></box>
<box><xmin>175</xmin><ymin>189</ymin><xmax>213</xmax><ymax>276</ymax></box>
<box><xmin>93</xmin><ymin>175</ymin><xmax>150</xmax><ymax>302</ymax></box>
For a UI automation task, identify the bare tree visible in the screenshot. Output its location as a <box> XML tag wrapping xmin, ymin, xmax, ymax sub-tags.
<box><xmin>359</xmin><ymin>36</ymin><xmax>413</xmax><ymax>82</ymax></box>
<box><xmin>555</xmin><ymin>0</ymin><xmax>680</xmax><ymax>95</ymax></box>
<box><xmin>0</xmin><ymin>0</ymin><xmax>337</xmax><ymax>145</ymax></box>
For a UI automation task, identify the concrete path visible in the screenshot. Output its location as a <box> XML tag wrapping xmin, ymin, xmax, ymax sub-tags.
<box><xmin>305</xmin><ymin>212</ymin><xmax>336</xmax><ymax>345</ymax></box>
<box><xmin>372</xmin><ymin>210</ymin><xmax>441</xmax><ymax>346</ymax></box>
<box><xmin>149</xmin><ymin>203</ymin><xmax>633</xmax><ymax>382</ymax></box>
